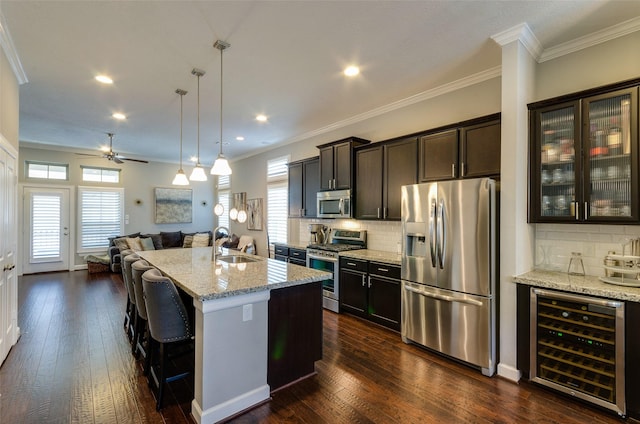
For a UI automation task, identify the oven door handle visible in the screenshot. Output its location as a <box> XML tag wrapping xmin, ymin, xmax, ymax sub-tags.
<box><xmin>307</xmin><ymin>253</ymin><xmax>339</xmax><ymax>263</ymax></box>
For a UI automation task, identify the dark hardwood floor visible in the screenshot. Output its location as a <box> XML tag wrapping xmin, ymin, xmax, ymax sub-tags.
<box><xmin>0</xmin><ymin>270</ymin><xmax>632</xmax><ymax>423</ymax></box>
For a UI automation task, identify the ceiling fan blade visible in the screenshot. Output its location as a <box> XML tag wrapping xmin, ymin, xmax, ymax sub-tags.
<box><xmin>75</xmin><ymin>152</ymin><xmax>102</xmax><ymax>157</ymax></box>
<box><xmin>121</xmin><ymin>157</ymin><xmax>149</xmax><ymax>164</ymax></box>
<box><xmin>112</xmin><ymin>156</ymin><xmax>124</xmax><ymax>164</ymax></box>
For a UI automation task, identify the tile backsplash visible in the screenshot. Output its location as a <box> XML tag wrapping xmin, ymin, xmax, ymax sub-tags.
<box><xmin>535</xmin><ymin>223</ymin><xmax>640</xmax><ymax>277</ymax></box>
<box><xmin>297</xmin><ymin>219</ymin><xmax>402</xmax><ymax>253</ymax></box>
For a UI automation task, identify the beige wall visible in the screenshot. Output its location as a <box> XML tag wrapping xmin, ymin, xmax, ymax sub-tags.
<box><xmin>19</xmin><ymin>146</ymin><xmax>216</xmax><ymax>267</ymax></box>
<box><xmin>0</xmin><ymin>45</ymin><xmax>19</xmax><ymax>149</ymax></box>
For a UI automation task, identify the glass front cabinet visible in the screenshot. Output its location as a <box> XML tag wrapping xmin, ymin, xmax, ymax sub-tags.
<box><xmin>529</xmin><ymin>82</ymin><xmax>638</xmax><ymax>223</ymax></box>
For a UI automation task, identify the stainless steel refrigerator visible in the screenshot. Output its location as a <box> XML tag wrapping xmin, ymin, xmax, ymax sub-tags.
<box><xmin>401</xmin><ymin>177</ymin><xmax>496</xmax><ymax>376</ymax></box>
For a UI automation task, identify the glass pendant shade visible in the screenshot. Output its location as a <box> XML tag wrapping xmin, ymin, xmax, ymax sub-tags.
<box><xmin>229</xmin><ymin>207</ymin><xmax>238</xmax><ymax>221</ymax></box>
<box><xmin>211</xmin><ymin>154</ymin><xmax>232</xmax><ymax>175</ymax></box>
<box><xmin>237</xmin><ymin>209</ymin><xmax>247</xmax><ymax>224</ymax></box>
<box><xmin>189</xmin><ymin>165</ymin><xmax>207</xmax><ymax>182</ymax></box>
<box><xmin>172</xmin><ymin>169</ymin><xmax>189</xmax><ymax>185</ymax></box>
<box><xmin>213</xmin><ymin>203</ymin><xmax>224</xmax><ymax>216</ymax></box>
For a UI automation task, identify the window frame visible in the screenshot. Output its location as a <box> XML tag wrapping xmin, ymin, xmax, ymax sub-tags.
<box><xmin>81</xmin><ymin>165</ymin><xmax>121</xmax><ymax>183</ymax></box>
<box><xmin>26</xmin><ymin>161</ymin><xmax>69</xmax><ymax>181</ymax></box>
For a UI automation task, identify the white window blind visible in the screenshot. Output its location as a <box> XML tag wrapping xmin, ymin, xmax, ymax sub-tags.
<box><xmin>217</xmin><ymin>175</ymin><xmax>230</xmax><ymax>229</ymax></box>
<box><xmin>31</xmin><ymin>194</ymin><xmax>61</xmax><ymax>259</ymax></box>
<box><xmin>78</xmin><ymin>186</ymin><xmax>124</xmax><ymax>252</ymax></box>
<box><xmin>267</xmin><ymin>156</ymin><xmax>289</xmax><ymax>245</ymax></box>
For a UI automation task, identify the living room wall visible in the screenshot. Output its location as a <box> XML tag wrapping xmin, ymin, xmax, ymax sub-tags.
<box><xmin>18</xmin><ymin>146</ymin><xmax>216</xmax><ymax>268</ymax></box>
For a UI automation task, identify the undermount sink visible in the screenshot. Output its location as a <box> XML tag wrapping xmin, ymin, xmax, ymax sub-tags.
<box><xmin>216</xmin><ymin>255</ymin><xmax>261</xmax><ymax>264</ymax></box>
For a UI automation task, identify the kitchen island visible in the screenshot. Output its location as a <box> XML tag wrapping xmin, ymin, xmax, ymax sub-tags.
<box><xmin>137</xmin><ymin>247</ymin><xmax>331</xmax><ymax>424</ymax></box>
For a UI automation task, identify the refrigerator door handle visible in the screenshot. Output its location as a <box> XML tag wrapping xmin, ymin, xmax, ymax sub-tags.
<box><xmin>429</xmin><ymin>199</ymin><xmax>437</xmax><ymax>267</ymax></box>
<box><xmin>404</xmin><ymin>285</ymin><xmax>483</xmax><ymax>306</ymax></box>
<box><xmin>437</xmin><ymin>200</ymin><xmax>445</xmax><ymax>269</ymax></box>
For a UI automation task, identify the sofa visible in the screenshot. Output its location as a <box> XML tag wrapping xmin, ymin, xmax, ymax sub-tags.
<box><xmin>107</xmin><ymin>230</ymin><xmax>255</xmax><ymax>273</ymax></box>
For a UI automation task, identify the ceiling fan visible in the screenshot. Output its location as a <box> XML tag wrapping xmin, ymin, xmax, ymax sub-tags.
<box><xmin>76</xmin><ymin>133</ymin><xmax>149</xmax><ymax>164</ymax></box>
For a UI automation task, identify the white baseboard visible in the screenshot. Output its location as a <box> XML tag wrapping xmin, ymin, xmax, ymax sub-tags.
<box><xmin>497</xmin><ymin>363</ymin><xmax>521</xmax><ymax>382</ymax></box>
<box><xmin>191</xmin><ymin>385</ymin><xmax>270</xmax><ymax>424</ymax></box>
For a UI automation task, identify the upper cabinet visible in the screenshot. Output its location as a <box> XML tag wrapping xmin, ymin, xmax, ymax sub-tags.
<box><xmin>355</xmin><ymin>137</ymin><xmax>417</xmax><ymax>220</ymax></box>
<box><xmin>318</xmin><ymin>137</ymin><xmax>370</xmax><ymax>190</ymax></box>
<box><xmin>288</xmin><ymin>156</ymin><xmax>320</xmax><ymax>218</ymax></box>
<box><xmin>529</xmin><ymin>81</ymin><xmax>638</xmax><ymax>223</ymax></box>
<box><xmin>418</xmin><ymin>114</ymin><xmax>501</xmax><ymax>182</ymax></box>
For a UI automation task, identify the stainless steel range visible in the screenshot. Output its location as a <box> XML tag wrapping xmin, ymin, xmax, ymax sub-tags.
<box><xmin>307</xmin><ymin>229</ymin><xmax>367</xmax><ymax>313</ymax></box>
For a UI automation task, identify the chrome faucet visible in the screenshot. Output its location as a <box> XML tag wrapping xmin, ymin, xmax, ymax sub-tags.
<box><xmin>212</xmin><ymin>226</ymin><xmax>230</xmax><ymax>262</ymax></box>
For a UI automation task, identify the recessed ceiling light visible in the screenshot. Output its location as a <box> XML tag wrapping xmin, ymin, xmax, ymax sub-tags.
<box><xmin>256</xmin><ymin>114</ymin><xmax>268</xmax><ymax>122</ymax></box>
<box><xmin>95</xmin><ymin>75</ymin><xmax>113</xmax><ymax>84</ymax></box>
<box><xmin>112</xmin><ymin>112</ymin><xmax>126</xmax><ymax>120</ymax></box>
<box><xmin>344</xmin><ymin>66</ymin><xmax>360</xmax><ymax>77</ymax></box>
<box><xmin>236</xmin><ymin>136</ymin><xmax>245</xmax><ymax>141</ymax></box>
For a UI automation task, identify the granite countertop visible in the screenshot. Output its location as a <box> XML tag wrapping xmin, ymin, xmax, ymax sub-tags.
<box><xmin>513</xmin><ymin>269</ymin><xmax>640</xmax><ymax>302</ymax></box>
<box><xmin>339</xmin><ymin>249</ymin><xmax>401</xmax><ymax>266</ymax></box>
<box><xmin>138</xmin><ymin>247</ymin><xmax>330</xmax><ymax>302</ymax></box>
<box><xmin>275</xmin><ymin>242</ymin><xmax>309</xmax><ymax>250</ymax></box>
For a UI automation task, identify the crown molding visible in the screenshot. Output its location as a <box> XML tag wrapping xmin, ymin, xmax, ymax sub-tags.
<box><xmin>0</xmin><ymin>12</ymin><xmax>27</xmax><ymax>85</ymax></box>
<box><xmin>540</xmin><ymin>16</ymin><xmax>640</xmax><ymax>62</ymax></box>
<box><xmin>491</xmin><ymin>23</ymin><xmax>543</xmax><ymax>61</ymax></box>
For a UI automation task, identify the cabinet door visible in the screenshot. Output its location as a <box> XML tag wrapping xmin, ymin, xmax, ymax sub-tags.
<box><xmin>461</xmin><ymin>120</ymin><xmax>500</xmax><ymax>178</ymax></box>
<box><xmin>319</xmin><ymin>146</ymin><xmax>334</xmax><ymax>190</ymax></box>
<box><xmin>530</xmin><ymin>101</ymin><xmax>581</xmax><ymax>222</ymax></box>
<box><xmin>384</xmin><ymin>137</ymin><xmax>417</xmax><ymax>220</ymax></box>
<box><xmin>355</xmin><ymin>145</ymin><xmax>383</xmax><ymax>219</ymax></box>
<box><xmin>340</xmin><ymin>269</ymin><xmax>367</xmax><ymax>316</ymax></box>
<box><xmin>334</xmin><ymin>141</ymin><xmax>352</xmax><ymax>190</ymax></box>
<box><xmin>303</xmin><ymin>157</ymin><xmax>320</xmax><ymax>217</ymax></box>
<box><xmin>419</xmin><ymin>129</ymin><xmax>459</xmax><ymax>182</ymax></box>
<box><xmin>368</xmin><ymin>274</ymin><xmax>401</xmax><ymax>331</ymax></box>
<box><xmin>583</xmin><ymin>88</ymin><xmax>638</xmax><ymax>222</ymax></box>
<box><xmin>288</xmin><ymin>161</ymin><xmax>303</xmax><ymax>217</ymax></box>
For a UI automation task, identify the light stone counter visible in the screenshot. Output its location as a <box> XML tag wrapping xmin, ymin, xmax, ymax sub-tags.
<box><xmin>339</xmin><ymin>249</ymin><xmax>401</xmax><ymax>266</ymax></box>
<box><xmin>138</xmin><ymin>246</ymin><xmax>329</xmax><ymax>301</ymax></box>
<box><xmin>137</xmin><ymin>246</ymin><xmax>330</xmax><ymax>424</ymax></box>
<box><xmin>513</xmin><ymin>269</ymin><xmax>640</xmax><ymax>302</ymax></box>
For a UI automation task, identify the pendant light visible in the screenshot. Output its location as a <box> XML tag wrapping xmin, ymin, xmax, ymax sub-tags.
<box><xmin>210</xmin><ymin>40</ymin><xmax>233</xmax><ymax>176</ymax></box>
<box><xmin>172</xmin><ymin>88</ymin><xmax>189</xmax><ymax>186</ymax></box>
<box><xmin>189</xmin><ymin>68</ymin><xmax>208</xmax><ymax>181</ymax></box>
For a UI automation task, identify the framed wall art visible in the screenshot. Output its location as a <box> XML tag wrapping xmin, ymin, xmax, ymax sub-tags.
<box><xmin>246</xmin><ymin>198</ymin><xmax>263</xmax><ymax>231</ymax></box>
<box><xmin>154</xmin><ymin>187</ymin><xmax>192</xmax><ymax>224</ymax></box>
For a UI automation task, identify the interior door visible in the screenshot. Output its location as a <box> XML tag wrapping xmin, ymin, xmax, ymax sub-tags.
<box><xmin>23</xmin><ymin>187</ymin><xmax>71</xmax><ymax>274</ymax></box>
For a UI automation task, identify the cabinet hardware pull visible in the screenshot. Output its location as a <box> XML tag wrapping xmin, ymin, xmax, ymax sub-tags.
<box><xmin>347</xmin><ymin>262</ymin><xmax>357</xmax><ymax>266</ymax></box>
<box><xmin>383</xmin><ymin>207</ymin><xmax>387</xmax><ymax>219</ymax></box>
<box><xmin>377</xmin><ymin>207</ymin><xmax>380</xmax><ymax>219</ymax></box>
<box><xmin>461</xmin><ymin>162</ymin><xmax>466</xmax><ymax>177</ymax></box>
<box><xmin>574</xmin><ymin>201</ymin><xmax>579</xmax><ymax>220</ymax></box>
<box><xmin>584</xmin><ymin>202</ymin><xmax>589</xmax><ymax>220</ymax></box>
<box><xmin>367</xmin><ymin>275</ymin><xmax>371</xmax><ymax>288</ymax></box>
<box><xmin>377</xmin><ymin>268</ymin><xmax>389</xmax><ymax>272</ymax></box>
<box><xmin>362</xmin><ymin>274</ymin><xmax>366</xmax><ymax>287</ymax></box>
<box><xmin>451</xmin><ymin>163</ymin><xmax>456</xmax><ymax>178</ymax></box>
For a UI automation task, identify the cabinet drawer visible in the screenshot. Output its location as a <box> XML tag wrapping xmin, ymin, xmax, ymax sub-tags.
<box><xmin>274</xmin><ymin>245</ymin><xmax>289</xmax><ymax>256</ymax></box>
<box><xmin>368</xmin><ymin>262</ymin><xmax>400</xmax><ymax>280</ymax></box>
<box><xmin>289</xmin><ymin>248</ymin><xmax>307</xmax><ymax>261</ymax></box>
<box><xmin>340</xmin><ymin>257</ymin><xmax>367</xmax><ymax>272</ymax></box>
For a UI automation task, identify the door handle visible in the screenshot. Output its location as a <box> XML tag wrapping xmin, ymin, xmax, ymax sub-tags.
<box><xmin>429</xmin><ymin>199</ymin><xmax>437</xmax><ymax>268</ymax></box>
<box><xmin>437</xmin><ymin>200</ymin><xmax>445</xmax><ymax>270</ymax></box>
<box><xmin>404</xmin><ymin>285</ymin><xmax>482</xmax><ymax>306</ymax></box>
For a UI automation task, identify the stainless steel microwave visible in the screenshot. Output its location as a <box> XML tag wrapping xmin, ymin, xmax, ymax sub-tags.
<box><xmin>317</xmin><ymin>189</ymin><xmax>351</xmax><ymax>218</ymax></box>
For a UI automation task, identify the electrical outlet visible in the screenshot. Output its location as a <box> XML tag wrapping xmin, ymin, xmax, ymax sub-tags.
<box><xmin>242</xmin><ymin>304</ymin><xmax>252</xmax><ymax>322</ymax></box>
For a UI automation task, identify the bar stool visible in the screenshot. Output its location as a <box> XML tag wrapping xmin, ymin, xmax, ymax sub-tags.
<box><xmin>122</xmin><ymin>252</ymin><xmax>140</xmax><ymax>346</ymax></box>
<box><xmin>142</xmin><ymin>268</ymin><xmax>194</xmax><ymax>410</ymax></box>
<box><xmin>131</xmin><ymin>259</ymin><xmax>155</xmax><ymax>372</ymax></box>
<box><xmin>121</xmin><ymin>249</ymin><xmax>135</xmax><ymax>334</ymax></box>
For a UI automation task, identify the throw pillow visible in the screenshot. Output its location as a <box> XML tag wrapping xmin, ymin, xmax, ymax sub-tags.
<box><xmin>182</xmin><ymin>235</ymin><xmax>194</xmax><ymax>248</ymax></box>
<box><xmin>215</xmin><ymin>237</ymin><xmax>229</xmax><ymax>247</ymax></box>
<box><xmin>113</xmin><ymin>237</ymin><xmax>130</xmax><ymax>251</ymax></box>
<box><xmin>126</xmin><ymin>237</ymin><xmax>143</xmax><ymax>251</ymax></box>
<box><xmin>140</xmin><ymin>237</ymin><xmax>155</xmax><ymax>251</ymax></box>
<box><xmin>192</xmin><ymin>233</ymin><xmax>210</xmax><ymax>247</ymax></box>
<box><xmin>160</xmin><ymin>231</ymin><xmax>182</xmax><ymax>248</ymax></box>
<box><xmin>142</xmin><ymin>233</ymin><xmax>163</xmax><ymax>250</ymax></box>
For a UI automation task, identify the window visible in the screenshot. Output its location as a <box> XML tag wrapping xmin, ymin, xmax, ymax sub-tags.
<box><xmin>26</xmin><ymin>161</ymin><xmax>68</xmax><ymax>180</ymax></box>
<box><xmin>267</xmin><ymin>156</ymin><xmax>289</xmax><ymax>245</ymax></box>
<box><xmin>31</xmin><ymin>193</ymin><xmax>62</xmax><ymax>260</ymax></box>
<box><xmin>216</xmin><ymin>174</ymin><xmax>230</xmax><ymax>229</ymax></box>
<box><xmin>77</xmin><ymin>186</ymin><xmax>124</xmax><ymax>253</ymax></box>
<box><xmin>81</xmin><ymin>166</ymin><xmax>120</xmax><ymax>183</ymax></box>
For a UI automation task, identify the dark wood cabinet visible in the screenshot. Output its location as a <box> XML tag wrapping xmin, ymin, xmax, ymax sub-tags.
<box><xmin>339</xmin><ymin>258</ymin><xmax>400</xmax><ymax>331</ymax></box>
<box><xmin>288</xmin><ymin>156</ymin><xmax>320</xmax><ymax>218</ymax></box>
<box><xmin>418</xmin><ymin>114</ymin><xmax>500</xmax><ymax>182</ymax></box>
<box><xmin>419</xmin><ymin>129</ymin><xmax>459</xmax><ymax>182</ymax></box>
<box><xmin>318</xmin><ymin>137</ymin><xmax>370</xmax><ymax>190</ymax></box>
<box><xmin>355</xmin><ymin>137</ymin><xmax>417</xmax><ymax>220</ymax></box>
<box><xmin>529</xmin><ymin>81</ymin><xmax>639</xmax><ymax>223</ymax></box>
<box><xmin>273</xmin><ymin>244</ymin><xmax>307</xmax><ymax>266</ymax></box>
<box><xmin>268</xmin><ymin>281</ymin><xmax>322</xmax><ymax>392</ymax></box>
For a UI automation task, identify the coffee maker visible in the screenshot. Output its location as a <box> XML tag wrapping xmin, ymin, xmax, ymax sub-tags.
<box><xmin>308</xmin><ymin>224</ymin><xmax>327</xmax><ymax>245</ymax></box>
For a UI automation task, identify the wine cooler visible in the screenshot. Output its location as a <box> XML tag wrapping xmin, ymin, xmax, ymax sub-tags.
<box><xmin>530</xmin><ymin>288</ymin><xmax>625</xmax><ymax>416</ymax></box>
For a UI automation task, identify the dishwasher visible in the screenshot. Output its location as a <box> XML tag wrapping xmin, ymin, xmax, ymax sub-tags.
<box><xmin>530</xmin><ymin>288</ymin><xmax>625</xmax><ymax>416</ymax></box>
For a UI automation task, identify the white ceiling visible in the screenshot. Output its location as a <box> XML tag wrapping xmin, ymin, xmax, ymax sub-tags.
<box><xmin>2</xmin><ymin>1</ymin><xmax>639</xmax><ymax>165</ymax></box>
